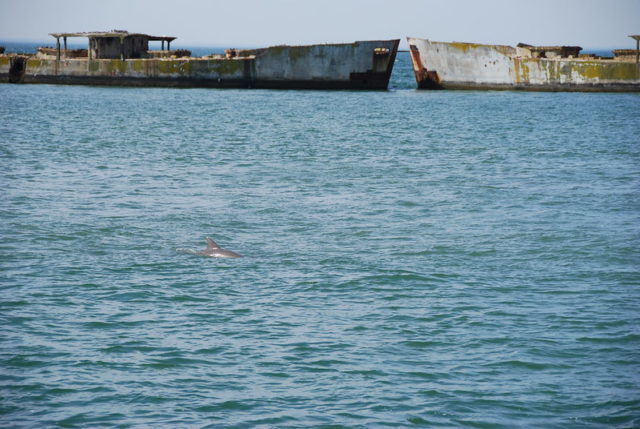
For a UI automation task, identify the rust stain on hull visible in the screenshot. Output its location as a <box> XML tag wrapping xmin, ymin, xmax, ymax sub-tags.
<box><xmin>409</xmin><ymin>44</ymin><xmax>443</xmax><ymax>89</ymax></box>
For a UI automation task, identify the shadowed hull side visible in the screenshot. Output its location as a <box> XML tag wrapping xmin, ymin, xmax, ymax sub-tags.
<box><xmin>420</xmin><ymin>81</ymin><xmax>640</xmax><ymax>92</ymax></box>
<box><xmin>0</xmin><ymin>73</ymin><xmax>395</xmax><ymax>90</ymax></box>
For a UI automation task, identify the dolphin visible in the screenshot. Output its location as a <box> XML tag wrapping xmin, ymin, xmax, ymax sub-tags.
<box><xmin>196</xmin><ymin>237</ymin><xmax>242</xmax><ymax>258</ymax></box>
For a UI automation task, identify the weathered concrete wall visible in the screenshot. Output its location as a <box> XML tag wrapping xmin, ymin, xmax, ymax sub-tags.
<box><xmin>0</xmin><ymin>56</ymin><xmax>253</xmax><ymax>87</ymax></box>
<box><xmin>408</xmin><ymin>37</ymin><xmax>640</xmax><ymax>91</ymax></box>
<box><xmin>0</xmin><ymin>39</ymin><xmax>399</xmax><ymax>89</ymax></box>
<box><xmin>253</xmin><ymin>40</ymin><xmax>397</xmax><ymax>82</ymax></box>
<box><xmin>36</xmin><ymin>58</ymin><xmax>249</xmax><ymax>79</ymax></box>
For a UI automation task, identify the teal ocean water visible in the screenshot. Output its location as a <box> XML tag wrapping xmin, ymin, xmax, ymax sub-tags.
<box><xmin>1</xmin><ymin>53</ymin><xmax>640</xmax><ymax>427</ymax></box>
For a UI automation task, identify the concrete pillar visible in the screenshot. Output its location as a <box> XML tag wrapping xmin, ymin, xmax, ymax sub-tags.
<box><xmin>63</xmin><ymin>37</ymin><xmax>67</xmax><ymax>57</ymax></box>
<box><xmin>120</xmin><ymin>36</ymin><xmax>125</xmax><ymax>61</ymax></box>
<box><xmin>56</xmin><ymin>37</ymin><xmax>60</xmax><ymax>61</ymax></box>
<box><xmin>629</xmin><ymin>38</ymin><xmax>640</xmax><ymax>80</ymax></box>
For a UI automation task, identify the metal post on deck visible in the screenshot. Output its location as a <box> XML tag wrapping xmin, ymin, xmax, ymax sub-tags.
<box><xmin>167</xmin><ymin>40</ymin><xmax>171</xmax><ymax>51</ymax></box>
<box><xmin>631</xmin><ymin>35</ymin><xmax>640</xmax><ymax>64</ymax></box>
<box><xmin>161</xmin><ymin>40</ymin><xmax>165</xmax><ymax>50</ymax></box>
<box><xmin>628</xmin><ymin>35</ymin><xmax>640</xmax><ymax>78</ymax></box>
<box><xmin>63</xmin><ymin>36</ymin><xmax>67</xmax><ymax>58</ymax></box>
<box><xmin>56</xmin><ymin>37</ymin><xmax>61</xmax><ymax>61</ymax></box>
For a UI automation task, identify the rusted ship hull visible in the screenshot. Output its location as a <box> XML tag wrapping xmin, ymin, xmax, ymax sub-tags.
<box><xmin>407</xmin><ymin>37</ymin><xmax>640</xmax><ymax>92</ymax></box>
<box><xmin>0</xmin><ymin>40</ymin><xmax>399</xmax><ymax>90</ymax></box>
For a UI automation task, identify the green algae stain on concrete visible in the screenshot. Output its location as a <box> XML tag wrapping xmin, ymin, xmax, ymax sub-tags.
<box><xmin>521</xmin><ymin>61</ymin><xmax>531</xmax><ymax>82</ymax></box>
<box><xmin>210</xmin><ymin>59</ymin><xmax>245</xmax><ymax>75</ymax></box>
<box><xmin>25</xmin><ymin>59</ymin><xmax>44</xmax><ymax>68</ymax></box>
<box><xmin>132</xmin><ymin>59</ymin><xmax>144</xmax><ymax>73</ymax></box>
<box><xmin>157</xmin><ymin>60</ymin><xmax>174</xmax><ymax>74</ymax></box>
<box><xmin>157</xmin><ymin>60</ymin><xmax>192</xmax><ymax>75</ymax></box>
<box><xmin>573</xmin><ymin>61</ymin><xmax>638</xmax><ymax>81</ymax></box>
<box><xmin>88</xmin><ymin>60</ymin><xmax>99</xmax><ymax>73</ymax></box>
<box><xmin>450</xmin><ymin>42</ymin><xmax>483</xmax><ymax>53</ymax></box>
<box><xmin>575</xmin><ymin>62</ymin><xmax>606</xmax><ymax>80</ymax></box>
<box><xmin>101</xmin><ymin>60</ymin><xmax>127</xmax><ymax>74</ymax></box>
<box><xmin>288</xmin><ymin>46</ymin><xmax>310</xmax><ymax>62</ymax></box>
<box><xmin>517</xmin><ymin>59</ymin><xmax>639</xmax><ymax>85</ymax></box>
<box><xmin>542</xmin><ymin>60</ymin><xmax>561</xmax><ymax>82</ymax></box>
<box><xmin>180</xmin><ymin>61</ymin><xmax>192</xmax><ymax>75</ymax></box>
<box><xmin>515</xmin><ymin>58</ymin><xmax>532</xmax><ymax>83</ymax></box>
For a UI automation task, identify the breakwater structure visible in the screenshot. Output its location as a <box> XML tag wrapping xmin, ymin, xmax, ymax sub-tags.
<box><xmin>0</xmin><ymin>30</ymin><xmax>399</xmax><ymax>89</ymax></box>
<box><xmin>407</xmin><ymin>35</ymin><xmax>640</xmax><ymax>91</ymax></box>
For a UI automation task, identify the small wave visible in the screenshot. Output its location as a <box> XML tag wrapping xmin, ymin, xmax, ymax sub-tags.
<box><xmin>405</xmin><ymin>371</ymin><xmax>448</xmax><ymax>381</ymax></box>
<box><xmin>195</xmin><ymin>400</ymin><xmax>255</xmax><ymax>413</ymax></box>
<box><xmin>142</xmin><ymin>357</ymin><xmax>213</xmax><ymax>369</ymax></box>
<box><xmin>485</xmin><ymin>360</ymin><xmax>558</xmax><ymax>370</ymax></box>
<box><xmin>258</xmin><ymin>371</ymin><xmax>291</xmax><ymax>378</ymax></box>
<box><xmin>402</xmin><ymin>340</ymin><xmax>444</xmax><ymax>349</ymax></box>
<box><xmin>237</xmin><ymin>415</ymin><xmax>301</xmax><ymax>427</ymax></box>
<box><xmin>175</xmin><ymin>248</ymin><xmax>198</xmax><ymax>255</ymax></box>
<box><xmin>57</xmin><ymin>412</ymin><xmax>127</xmax><ymax>427</ymax></box>
<box><xmin>193</xmin><ymin>346</ymin><xmax>226</xmax><ymax>355</ymax></box>
<box><xmin>577</xmin><ymin>334</ymin><xmax>640</xmax><ymax>344</ymax></box>
<box><xmin>108</xmin><ymin>291</ymin><xmax>157</xmax><ymax>301</ymax></box>
<box><xmin>99</xmin><ymin>344</ymin><xmax>156</xmax><ymax>354</ymax></box>
<box><xmin>167</xmin><ymin>295</ymin><xmax>210</xmax><ymax>303</ymax></box>
<box><xmin>344</xmin><ymin>369</ymin><xmax>388</xmax><ymax>378</ymax></box>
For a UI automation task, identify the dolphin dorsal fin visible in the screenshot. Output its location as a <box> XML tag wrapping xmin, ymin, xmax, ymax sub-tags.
<box><xmin>206</xmin><ymin>237</ymin><xmax>221</xmax><ymax>249</ymax></box>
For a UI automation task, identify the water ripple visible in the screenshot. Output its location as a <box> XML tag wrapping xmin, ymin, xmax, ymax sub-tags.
<box><xmin>1</xmin><ymin>55</ymin><xmax>640</xmax><ymax>427</ymax></box>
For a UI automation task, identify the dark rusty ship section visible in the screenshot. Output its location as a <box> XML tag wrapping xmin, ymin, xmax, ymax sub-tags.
<box><xmin>0</xmin><ymin>31</ymin><xmax>400</xmax><ymax>90</ymax></box>
<box><xmin>8</xmin><ymin>56</ymin><xmax>27</xmax><ymax>83</ymax></box>
<box><xmin>409</xmin><ymin>44</ymin><xmax>442</xmax><ymax>89</ymax></box>
<box><xmin>349</xmin><ymin>46</ymin><xmax>398</xmax><ymax>89</ymax></box>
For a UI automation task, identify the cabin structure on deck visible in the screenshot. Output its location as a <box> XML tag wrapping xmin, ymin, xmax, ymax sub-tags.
<box><xmin>48</xmin><ymin>30</ymin><xmax>176</xmax><ymax>60</ymax></box>
<box><xmin>516</xmin><ymin>43</ymin><xmax>582</xmax><ymax>58</ymax></box>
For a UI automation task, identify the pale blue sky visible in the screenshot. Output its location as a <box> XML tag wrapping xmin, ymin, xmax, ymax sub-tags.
<box><xmin>1</xmin><ymin>0</ymin><xmax>638</xmax><ymax>49</ymax></box>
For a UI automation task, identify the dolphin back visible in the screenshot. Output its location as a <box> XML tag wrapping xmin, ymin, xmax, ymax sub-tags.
<box><xmin>217</xmin><ymin>249</ymin><xmax>242</xmax><ymax>258</ymax></box>
<box><xmin>200</xmin><ymin>237</ymin><xmax>242</xmax><ymax>258</ymax></box>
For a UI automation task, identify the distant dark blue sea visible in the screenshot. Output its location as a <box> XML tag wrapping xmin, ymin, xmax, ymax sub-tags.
<box><xmin>1</xmin><ymin>47</ymin><xmax>639</xmax><ymax>428</ymax></box>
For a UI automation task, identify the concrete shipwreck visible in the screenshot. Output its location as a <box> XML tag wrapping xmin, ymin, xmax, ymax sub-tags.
<box><xmin>0</xmin><ymin>30</ymin><xmax>399</xmax><ymax>90</ymax></box>
<box><xmin>408</xmin><ymin>35</ymin><xmax>640</xmax><ymax>91</ymax></box>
